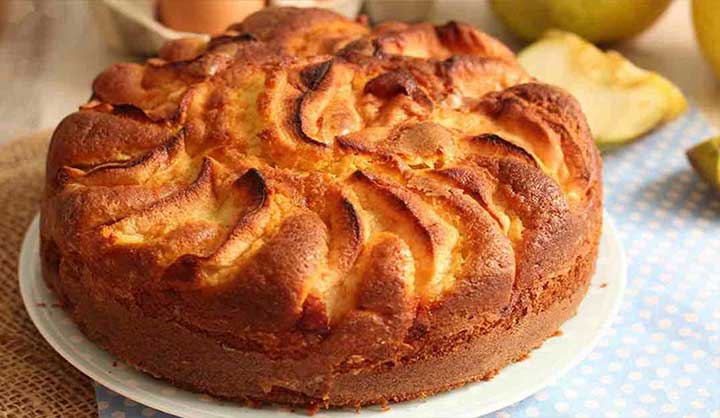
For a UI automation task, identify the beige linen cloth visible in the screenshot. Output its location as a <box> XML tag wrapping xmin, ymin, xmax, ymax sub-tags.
<box><xmin>0</xmin><ymin>132</ymin><xmax>95</xmax><ymax>417</ymax></box>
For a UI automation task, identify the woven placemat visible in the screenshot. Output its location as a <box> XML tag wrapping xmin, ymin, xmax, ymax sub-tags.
<box><xmin>0</xmin><ymin>132</ymin><xmax>95</xmax><ymax>418</ymax></box>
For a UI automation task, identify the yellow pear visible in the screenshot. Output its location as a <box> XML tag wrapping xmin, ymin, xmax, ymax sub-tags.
<box><xmin>687</xmin><ymin>137</ymin><xmax>720</xmax><ymax>190</ymax></box>
<box><xmin>518</xmin><ymin>31</ymin><xmax>687</xmax><ymax>148</ymax></box>
<box><xmin>693</xmin><ymin>0</ymin><xmax>720</xmax><ymax>78</ymax></box>
<box><xmin>491</xmin><ymin>0</ymin><xmax>671</xmax><ymax>43</ymax></box>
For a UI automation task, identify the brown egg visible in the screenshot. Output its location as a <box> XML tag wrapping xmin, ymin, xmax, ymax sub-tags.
<box><xmin>158</xmin><ymin>0</ymin><xmax>265</xmax><ymax>34</ymax></box>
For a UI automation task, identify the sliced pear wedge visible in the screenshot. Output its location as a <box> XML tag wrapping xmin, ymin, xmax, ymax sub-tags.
<box><xmin>687</xmin><ymin>137</ymin><xmax>720</xmax><ymax>190</ymax></box>
<box><xmin>518</xmin><ymin>30</ymin><xmax>687</xmax><ymax>149</ymax></box>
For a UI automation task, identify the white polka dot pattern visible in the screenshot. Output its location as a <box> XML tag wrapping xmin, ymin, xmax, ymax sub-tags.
<box><xmin>94</xmin><ymin>109</ymin><xmax>718</xmax><ymax>417</ymax></box>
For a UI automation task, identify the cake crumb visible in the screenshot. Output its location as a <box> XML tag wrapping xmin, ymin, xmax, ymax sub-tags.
<box><xmin>112</xmin><ymin>361</ymin><xmax>118</xmax><ymax>367</ymax></box>
<box><xmin>482</xmin><ymin>368</ymin><xmax>501</xmax><ymax>380</ymax></box>
<box><xmin>552</xmin><ymin>329</ymin><xmax>564</xmax><ymax>337</ymax></box>
<box><xmin>599</xmin><ymin>282</ymin><xmax>608</xmax><ymax>288</ymax></box>
<box><xmin>307</xmin><ymin>403</ymin><xmax>320</xmax><ymax>415</ymax></box>
<box><xmin>380</xmin><ymin>400</ymin><xmax>390</xmax><ymax>411</ymax></box>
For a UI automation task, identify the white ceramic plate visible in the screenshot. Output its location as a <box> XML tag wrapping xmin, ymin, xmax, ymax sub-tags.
<box><xmin>20</xmin><ymin>213</ymin><xmax>626</xmax><ymax>418</ymax></box>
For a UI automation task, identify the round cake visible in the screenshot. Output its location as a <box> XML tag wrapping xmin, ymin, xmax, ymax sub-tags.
<box><xmin>41</xmin><ymin>7</ymin><xmax>602</xmax><ymax>409</ymax></box>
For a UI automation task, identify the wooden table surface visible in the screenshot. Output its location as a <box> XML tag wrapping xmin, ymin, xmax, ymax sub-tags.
<box><xmin>0</xmin><ymin>0</ymin><xmax>717</xmax><ymax>146</ymax></box>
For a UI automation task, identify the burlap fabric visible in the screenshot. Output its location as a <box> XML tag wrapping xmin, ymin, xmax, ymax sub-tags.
<box><xmin>0</xmin><ymin>132</ymin><xmax>95</xmax><ymax>417</ymax></box>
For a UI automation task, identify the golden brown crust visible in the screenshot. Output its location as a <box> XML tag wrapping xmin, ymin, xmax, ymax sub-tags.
<box><xmin>229</xmin><ymin>7</ymin><xmax>369</xmax><ymax>57</ymax></box>
<box><xmin>40</xmin><ymin>7</ymin><xmax>602</xmax><ymax>409</ymax></box>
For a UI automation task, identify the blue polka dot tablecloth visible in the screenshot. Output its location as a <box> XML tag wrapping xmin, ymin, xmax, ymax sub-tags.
<box><xmin>96</xmin><ymin>109</ymin><xmax>720</xmax><ymax>418</ymax></box>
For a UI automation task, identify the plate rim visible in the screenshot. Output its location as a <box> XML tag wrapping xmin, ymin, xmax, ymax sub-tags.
<box><xmin>19</xmin><ymin>212</ymin><xmax>626</xmax><ymax>418</ymax></box>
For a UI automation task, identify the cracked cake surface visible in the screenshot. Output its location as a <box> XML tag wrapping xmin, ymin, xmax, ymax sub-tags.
<box><xmin>41</xmin><ymin>7</ymin><xmax>602</xmax><ymax>408</ymax></box>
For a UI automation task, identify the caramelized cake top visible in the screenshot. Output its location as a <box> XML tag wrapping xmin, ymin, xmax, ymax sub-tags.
<box><xmin>43</xmin><ymin>7</ymin><xmax>601</xmax><ymax>348</ymax></box>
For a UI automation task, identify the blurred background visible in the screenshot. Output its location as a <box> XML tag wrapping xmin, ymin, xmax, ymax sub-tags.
<box><xmin>0</xmin><ymin>0</ymin><xmax>718</xmax><ymax>145</ymax></box>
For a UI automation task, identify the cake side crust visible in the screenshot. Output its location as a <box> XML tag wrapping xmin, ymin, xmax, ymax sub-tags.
<box><xmin>40</xmin><ymin>219</ymin><xmax>599</xmax><ymax>408</ymax></box>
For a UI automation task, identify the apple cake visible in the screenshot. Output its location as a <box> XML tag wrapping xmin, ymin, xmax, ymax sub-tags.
<box><xmin>41</xmin><ymin>7</ymin><xmax>602</xmax><ymax>409</ymax></box>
